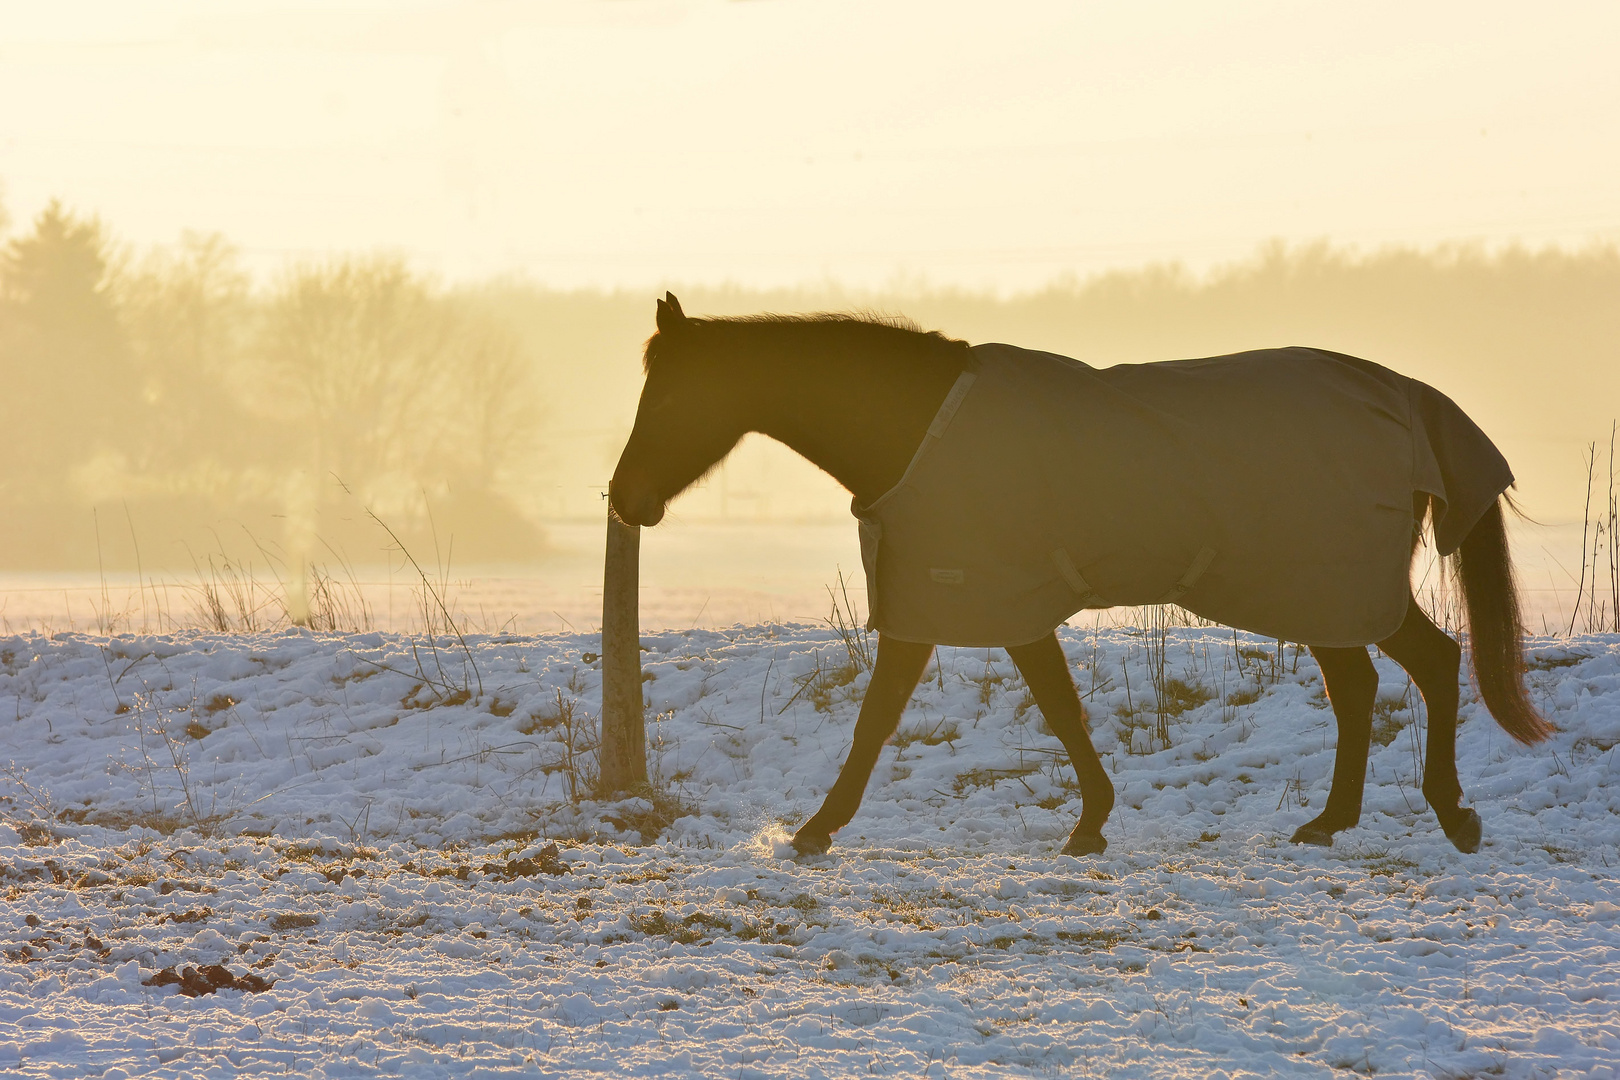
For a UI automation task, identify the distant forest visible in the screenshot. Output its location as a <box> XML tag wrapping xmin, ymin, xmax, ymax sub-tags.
<box><xmin>1</xmin><ymin>196</ymin><xmax>1615</xmax><ymax>571</ymax></box>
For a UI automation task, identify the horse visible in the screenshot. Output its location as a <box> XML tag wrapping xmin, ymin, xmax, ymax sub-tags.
<box><xmin>609</xmin><ymin>293</ymin><xmax>1552</xmax><ymax>858</ymax></box>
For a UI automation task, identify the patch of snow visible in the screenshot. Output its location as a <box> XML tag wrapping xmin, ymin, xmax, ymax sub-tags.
<box><xmin>0</xmin><ymin>625</ymin><xmax>1614</xmax><ymax>1076</ymax></box>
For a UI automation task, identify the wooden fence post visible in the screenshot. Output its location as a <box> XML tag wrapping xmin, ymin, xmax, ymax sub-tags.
<box><xmin>599</xmin><ymin>508</ymin><xmax>647</xmax><ymax>795</ymax></box>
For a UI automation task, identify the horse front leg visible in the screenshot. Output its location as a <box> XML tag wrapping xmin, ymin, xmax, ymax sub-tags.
<box><xmin>1291</xmin><ymin>645</ymin><xmax>1378</xmax><ymax>846</ymax></box>
<box><xmin>1007</xmin><ymin>631</ymin><xmax>1114</xmax><ymax>856</ymax></box>
<box><xmin>790</xmin><ymin>635</ymin><xmax>933</xmax><ymax>855</ymax></box>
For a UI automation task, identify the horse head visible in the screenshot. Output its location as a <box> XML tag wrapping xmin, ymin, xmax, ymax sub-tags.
<box><xmin>609</xmin><ymin>293</ymin><xmax>749</xmax><ymax>527</ymax></box>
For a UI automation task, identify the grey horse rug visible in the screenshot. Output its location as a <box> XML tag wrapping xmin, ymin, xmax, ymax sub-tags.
<box><xmin>854</xmin><ymin>343</ymin><xmax>1513</xmax><ymax>648</ymax></box>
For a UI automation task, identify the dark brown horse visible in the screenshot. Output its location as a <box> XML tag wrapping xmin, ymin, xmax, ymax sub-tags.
<box><xmin>610</xmin><ymin>294</ymin><xmax>1551</xmax><ymax>858</ymax></box>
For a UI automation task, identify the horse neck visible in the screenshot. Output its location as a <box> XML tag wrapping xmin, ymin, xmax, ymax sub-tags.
<box><xmin>740</xmin><ymin>333</ymin><xmax>965</xmax><ymax>506</ymax></box>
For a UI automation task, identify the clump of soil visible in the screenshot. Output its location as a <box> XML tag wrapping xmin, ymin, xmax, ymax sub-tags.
<box><xmin>142</xmin><ymin>964</ymin><xmax>275</xmax><ymax>997</ymax></box>
<box><xmin>481</xmin><ymin>841</ymin><xmax>570</xmax><ymax>880</ymax></box>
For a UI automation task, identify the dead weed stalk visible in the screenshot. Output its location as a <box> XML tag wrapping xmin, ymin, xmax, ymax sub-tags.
<box><xmin>825</xmin><ymin>569</ymin><xmax>873</xmax><ymax>674</ymax></box>
<box><xmin>363</xmin><ymin>506</ymin><xmax>483</xmax><ymax>702</ymax></box>
<box><xmin>1570</xmin><ymin>422</ymin><xmax>1619</xmax><ymax>634</ymax></box>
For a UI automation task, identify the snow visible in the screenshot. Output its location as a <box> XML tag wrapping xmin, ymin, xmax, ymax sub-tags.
<box><xmin>0</xmin><ymin>623</ymin><xmax>1616</xmax><ymax>1078</ymax></box>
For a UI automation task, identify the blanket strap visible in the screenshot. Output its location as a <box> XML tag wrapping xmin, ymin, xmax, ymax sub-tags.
<box><xmin>1157</xmin><ymin>546</ymin><xmax>1217</xmax><ymax>605</ymax></box>
<box><xmin>872</xmin><ymin>370</ymin><xmax>979</xmax><ymax>506</ymax></box>
<box><xmin>1051</xmin><ymin>549</ymin><xmax>1107</xmax><ymax>608</ymax></box>
<box><xmin>927</xmin><ymin>370</ymin><xmax>978</xmax><ymax>439</ymax></box>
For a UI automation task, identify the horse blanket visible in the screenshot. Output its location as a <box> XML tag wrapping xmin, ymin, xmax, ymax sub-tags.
<box><xmin>854</xmin><ymin>343</ymin><xmax>1513</xmax><ymax>648</ymax></box>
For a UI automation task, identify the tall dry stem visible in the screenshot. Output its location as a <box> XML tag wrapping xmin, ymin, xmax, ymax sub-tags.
<box><xmin>825</xmin><ymin>569</ymin><xmax>873</xmax><ymax>674</ymax></box>
<box><xmin>1570</xmin><ymin>423</ymin><xmax>1619</xmax><ymax>635</ymax></box>
<box><xmin>364</xmin><ymin>505</ymin><xmax>482</xmax><ymax>700</ymax></box>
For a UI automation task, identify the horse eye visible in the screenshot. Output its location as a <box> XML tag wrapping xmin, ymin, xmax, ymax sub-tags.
<box><xmin>641</xmin><ymin>395</ymin><xmax>679</xmax><ymax>418</ymax></box>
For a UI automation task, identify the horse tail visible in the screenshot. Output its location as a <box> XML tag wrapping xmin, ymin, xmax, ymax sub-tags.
<box><xmin>1450</xmin><ymin>497</ymin><xmax>1554</xmax><ymax>745</ymax></box>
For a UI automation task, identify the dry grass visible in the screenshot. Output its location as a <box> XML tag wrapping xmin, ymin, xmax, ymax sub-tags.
<box><xmin>302</xmin><ymin>549</ymin><xmax>374</xmax><ymax>633</ymax></box>
<box><xmin>185</xmin><ymin>551</ymin><xmax>282</xmax><ymax>633</ymax></box>
<box><xmin>1157</xmin><ymin>677</ymin><xmax>1214</xmax><ymax>717</ymax></box>
<box><xmin>893</xmin><ymin>717</ymin><xmax>961</xmax><ymax>750</ymax></box>
<box><xmin>363</xmin><ymin>506</ymin><xmax>483</xmax><ymax>702</ymax></box>
<box><xmin>1570</xmin><ymin>423</ymin><xmax>1619</xmax><ymax>634</ymax></box>
<box><xmin>824</xmin><ymin>569</ymin><xmax>874</xmax><ymax>673</ymax></box>
<box><xmin>519</xmin><ymin>679</ymin><xmax>599</xmax><ymax>803</ymax></box>
<box><xmin>1370</xmin><ymin>688</ymin><xmax>1413</xmax><ymax>748</ymax></box>
<box><xmin>779</xmin><ymin>652</ymin><xmax>862</xmax><ymax>715</ymax></box>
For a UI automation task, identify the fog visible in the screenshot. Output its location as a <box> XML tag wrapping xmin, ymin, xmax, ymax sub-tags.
<box><xmin>0</xmin><ymin>202</ymin><xmax>1613</xmax><ymax>596</ymax></box>
<box><xmin>2</xmin><ymin>1</ymin><xmax>1616</xmax><ymax>629</ymax></box>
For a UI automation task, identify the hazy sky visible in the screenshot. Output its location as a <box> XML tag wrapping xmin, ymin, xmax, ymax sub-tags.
<box><xmin>2</xmin><ymin>1</ymin><xmax>1618</xmax><ymax>290</ymax></box>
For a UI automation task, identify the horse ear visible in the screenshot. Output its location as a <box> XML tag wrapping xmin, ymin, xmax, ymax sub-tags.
<box><xmin>656</xmin><ymin>292</ymin><xmax>687</xmax><ymax>335</ymax></box>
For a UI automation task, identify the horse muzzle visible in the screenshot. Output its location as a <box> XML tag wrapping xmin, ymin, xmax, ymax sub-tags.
<box><xmin>608</xmin><ymin>485</ymin><xmax>666</xmax><ymax>528</ymax></box>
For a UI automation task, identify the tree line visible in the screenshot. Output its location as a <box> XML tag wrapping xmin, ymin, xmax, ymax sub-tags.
<box><xmin>0</xmin><ymin>201</ymin><xmax>542</xmax><ymax>569</ymax></box>
<box><xmin>2</xmin><ymin>194</ymin><xmax>1616</xmax><ymax>572</ymax></box>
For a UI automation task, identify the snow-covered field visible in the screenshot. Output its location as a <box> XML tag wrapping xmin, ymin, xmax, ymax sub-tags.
<box><xmin>1</xmin><ymin>623</ymin><xmax>1616</xmax><ymax>1078</ymax></box>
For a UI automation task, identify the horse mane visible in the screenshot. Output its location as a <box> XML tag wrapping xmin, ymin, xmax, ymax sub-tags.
<box><xmin>642</xmin><ymin>310</ymin><xmax>970</xmax><ymax>374</ymax></box>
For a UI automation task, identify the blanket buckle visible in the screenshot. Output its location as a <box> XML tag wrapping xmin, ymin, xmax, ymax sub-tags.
<box><xmin>1158</xmin><ymin>546</ymin><xmax>1217</xmax><ymax>605</ymax></box>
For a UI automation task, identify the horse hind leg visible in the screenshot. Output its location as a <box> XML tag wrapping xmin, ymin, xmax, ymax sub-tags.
<box><xmin>1377</xmin><ymin>599</ymin><xmax>1480</xmax><ymax>853</ymax></box>
<box><xmin>1291</xmin><ymin>646</ymin><xmax>1378</xmax><ymax>847</ymax></box>
<box><xmin>790</xmin><ymin>636</ymin><xmax>933</xmax><ymax>856</ymax></box>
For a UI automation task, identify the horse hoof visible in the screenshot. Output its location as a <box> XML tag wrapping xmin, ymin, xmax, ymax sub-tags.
<box><xmin>790</xmin><ymin>830</ymin><xmax>831</xmax><ymax>857</ymax></box>
<box><xmin>1061</xmin><ymin>832</ymin><xmax>1107</xmax><ymax>857</ymax></box>
<box><xmin>1290</xmin><ymin>823</ymin><xmax>1335</xmax><ymax>847</ymax></box>
<box><xmin>1441</xmin><ymin>808</ymin><xmax>1482</xmax><ymax>854</ymax></box>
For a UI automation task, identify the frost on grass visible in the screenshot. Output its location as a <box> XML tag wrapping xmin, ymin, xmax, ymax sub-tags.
<box><xmin>0</xmin><ymin>624</ymin><xmax>1616</xmax><ymax>1077</ymax></box>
